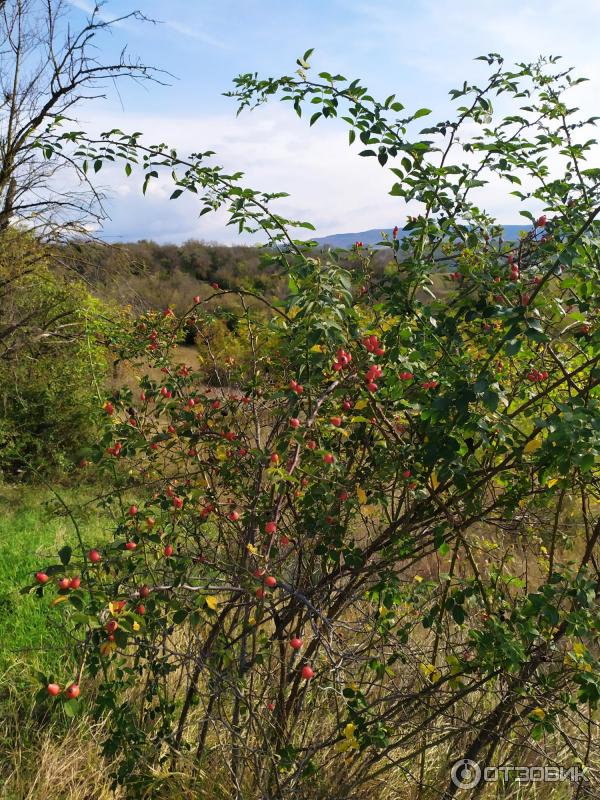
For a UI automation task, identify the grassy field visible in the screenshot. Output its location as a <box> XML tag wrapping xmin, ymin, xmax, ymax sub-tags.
<box><xmin>0</xmin><ymin>485</ymin><xmax>120</xmax><ymax>800</ymax></box>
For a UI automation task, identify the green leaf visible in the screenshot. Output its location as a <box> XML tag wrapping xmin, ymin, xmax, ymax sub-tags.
<box><xmin>63</xmin><ymin>699</ymin><xmax>81</xmax><ymax>717</ymax></box>
<box><xmin>504</xmin><ymin>339</ymin><xmax>521</xmax><ymax>355</ymax></box>
<box><xmin>58</xmin><ymin>545</ymin><xmax>72</xmax><ymax>566</ymax></box>
<box><xmin>413</xmin><ymin>108</ymin><xmax>432</xmax><ymax>119</ymax></box>
<box><xmin>173</xmin><ymin>608</ymin><xmax>188</xmax><ymax>624</ymax></box>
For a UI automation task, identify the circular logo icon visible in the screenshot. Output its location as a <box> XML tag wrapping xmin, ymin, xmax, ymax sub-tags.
<box><xmin>451</xmin><ymin>759</ymin><xmax>482</xmax><ymax>790</ymax></box>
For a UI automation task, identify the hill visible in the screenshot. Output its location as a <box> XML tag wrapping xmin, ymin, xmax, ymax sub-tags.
<box><xmin>315</xmin><ymin>224</ymin><xmax>527</xmax><ymax>248</ymax></box>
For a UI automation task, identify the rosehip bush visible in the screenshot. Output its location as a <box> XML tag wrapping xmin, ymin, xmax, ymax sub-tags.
<box><xmin>28</xmin><ymin>54</ymin><xmax>600</xmax><ymax>798</ymax></box>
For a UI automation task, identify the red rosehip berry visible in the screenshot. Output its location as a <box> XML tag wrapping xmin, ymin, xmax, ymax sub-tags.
<box><xmin>35</xmin><ymin>571</ymin><xmax>49</xmax><ymax>584</ymax></box>
<box><xmin>88</xmin><ymin>549</ymin><xmax>101</xmax><ymax>563</ymax></box>
<box><xmin>68</xmin><ymin>576</ymin><xmax>81</xmax><ymax>590</ymax></box>
<box><xmin>105</xmin><ymin>619</ymin><xmax>118</xmax><ymax>635</ymax></box>
<box><xmin>47</xmin><ymin>683</ymin><xmax>60</xmax><ymax>697</ymax></box>
<box><xmin>264</xmin><ymin>521</ymin><xmax>277</xmax><ymax>534</ymax></box>
<box><xmin>301</xmin><ymin>665</ymin><xmax>314</xmax><ymax>680</ymax></box>
<box><xmin>265</xmin><ymin>576</ymin><xmax>277</xmax><ymax>588</ymax></box>
<box><xmin>65</xmin><ymin>683</ymin><xmax>80</xmax><ymax>699</ymax></box>
<box><xmin>290</xmin><ymin>637</ymin><xmax>303</xmax><ymax>650</ymax></box>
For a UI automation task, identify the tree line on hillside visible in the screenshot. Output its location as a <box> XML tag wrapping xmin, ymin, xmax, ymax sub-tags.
<box><xmin>55</xmin><ymin>238</ymin><xmax>393</xmax><ymax>312</ymax></box>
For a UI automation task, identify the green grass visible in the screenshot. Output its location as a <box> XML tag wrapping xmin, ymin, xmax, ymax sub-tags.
<box><xmin>0</xmin><ymin>484</ymin><xmax>107</xmax><ymax>681</ymax></box>
<box><xmin>0</xmin><ymin>484</ymin><xmax>122</xmax><ymax>800</ymax></box>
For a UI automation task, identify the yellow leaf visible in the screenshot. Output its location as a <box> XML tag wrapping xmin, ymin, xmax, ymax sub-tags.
<box><xmin>413</xmin><ymin>575</ymin><xmax>423</xmax><ymax>583</ymax></box>
<box><xmin>132</xmin><ymin>621</ymin><xmax>140</xmax><ymax>631</ymax></box>
<box><xmin>100</xmin><ymin>640</ymin><xmax>117</xmax><ymax>656</ymax></box>
<box><xmin>524</xmin><ymin>434</ymin><xmax>542</xmax><ymax>453</ymax></box>
<box><xmin>354</xmin><ymin>399</ymin><xmax>368</xmax><ymax>411</ymax></box>
<box><xmin>530</xmin><ymin>707</ymin><xmax>545</xmax><ymax>721</ymax></box>
<box><xmin>344</xmin><ymin>723</ymin><xmax>356</xmax><ymax>739</ymax></box>
<box><xmin>215</xmin><ymin>445</ymin><xmax>227</xmax><ymax>461</ymax></box>
<box><xmin>356</xmin><ymin>486</ymin><xmax>367</xmax><ymax>505</ymax></box>
<box><xmin>430</xmin><ymin>472</ymin><xmax>440</xmax><ymax>490</ymax></box>
<box><xmin>335</xmin><ymin>739</ymin><xmax>352</xmax><ymax>753</ymax></box>
<box><xmin>247</xmin><ymin>543</ymin><xmax>258</xmax><ymax>555</ymax></box>
<box><xmin>573</xmin><ymin>642</ymin><xmax>586</xmax><ymax>657</ymax></box>
<box><xmin>546</xmin><ymin>477</ymin><xmax>559</xmax><ymax>488</ymax></box>
<box><xmin>205</xmin><ymin>595</ymin><xmax>219</xmax><ymax>611</ymax></box>
<box><xmin>419</xmin><ymin>662</ymin><xmax>441</xmax><ymax>683</ymax></box>
<box><xmin>51</xmin><ymin>595</ymin><xmax>68</xmax><ymax>606</ymax></box>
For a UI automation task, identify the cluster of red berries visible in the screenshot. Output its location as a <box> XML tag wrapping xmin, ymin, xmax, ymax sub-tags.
<box><xmin>35</xmin><ymin>572</ymin><xmax>81</xmax><ymax>589</ymax></box>
<box><xmin>526</xmin><ymin>369</ymin><xmax>549</xmax><ymax>383</ymax></box>
<box><xmin>332</xmin><ymin>347</ymin><xmax>352</xmax><ymax>371</ymax></box>
<box><xmin>355</xmin><ymin>241</ymin><xmax>363</xmax><ymax>249</ymax></box>
<box><xmin>47</xmin><ymin>682</ymin><xmax>80</xmax><ymax>699</ymax></box>
<box><xmin>399</xmin><ymin>371</ymin><xmax>413</xmax><ymax>381</ymax></box>
<box><xmin>289</xmin><ymin>379</ymin><xmax>304</xmax><ymax>394</ymax></box>
<box><xmin>365</xmin><ymin>364</ymin><xmax>383</xmax><ymax>392</ymax></box>
<box><xmin>106</xmin><ymin>441</ymin><xmax>122</xmax><ymax>457</ymax></box>
<box><xmin>362</xmin><ymin>335</ymin><xmax>385</xmax><ymax>356</ymax></box>
<box><xmin>449</xmin><ymin>271</ymin><xmax>462</xmax><ymax>281</ymax></box>
<box><xmin>421</xmin><ymin>380</ymin><xmax>439</xmax><ymax>390</ymax></box>
<box><xmin>254</xmin><ymin>568</ymin><xmax>278</xmax><ymax>598</ymax></box>
<box><xmin>148</xmin><ymin>329</ymin><xmax>159</xmax><ymax>352</ymax></box>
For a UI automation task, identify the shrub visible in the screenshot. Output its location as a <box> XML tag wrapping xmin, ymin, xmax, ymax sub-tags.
<box><xmin>27</xmin><ymin>54</ymin><xmax>600</xmax><ymax>799</ymax></box>
<box><xmin>0</xmin><ymin>232</ymin><xmax>109</xmax><ymax>478</ymax></box>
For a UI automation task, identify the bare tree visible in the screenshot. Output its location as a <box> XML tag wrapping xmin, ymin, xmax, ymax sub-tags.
<box><xmin>0</xmin><ymin>0</ymin><xmax>162</xmax><ymax>237</ymax></box>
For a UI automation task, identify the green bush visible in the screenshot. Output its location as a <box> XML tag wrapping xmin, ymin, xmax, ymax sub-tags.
<box><xmin>0</xmin><ymin>233</ymin><xmax>109</xmax><ymax>478</ymax></box>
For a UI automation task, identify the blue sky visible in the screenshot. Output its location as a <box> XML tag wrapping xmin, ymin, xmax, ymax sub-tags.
<box><xmin>66</xmin><ymin>0</ymin><xmax>600</xmax><ymax>243</ymax></box>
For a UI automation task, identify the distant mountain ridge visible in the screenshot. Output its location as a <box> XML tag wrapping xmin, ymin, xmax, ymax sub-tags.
<box><xmin>315</xmin><ymin>225</ymin><xmax>527</xmax><ymax>249</ymax></box>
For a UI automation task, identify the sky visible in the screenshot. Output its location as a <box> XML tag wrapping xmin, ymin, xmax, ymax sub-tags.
<box><xmin>64</xmin><ymin>0</ymin><xmax>600</xmax><ymax>244</ymax></box>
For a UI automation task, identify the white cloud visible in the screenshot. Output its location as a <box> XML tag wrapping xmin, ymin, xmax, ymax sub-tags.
<box><xmin>58</xmin><ymin>0</ymin><xmax>600</xmax><ymax>243</ymax></box>
<box><xmin>162</xmin><ymin>19</ymin><xmax>229</xmax><ymax>49</ymax></box>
